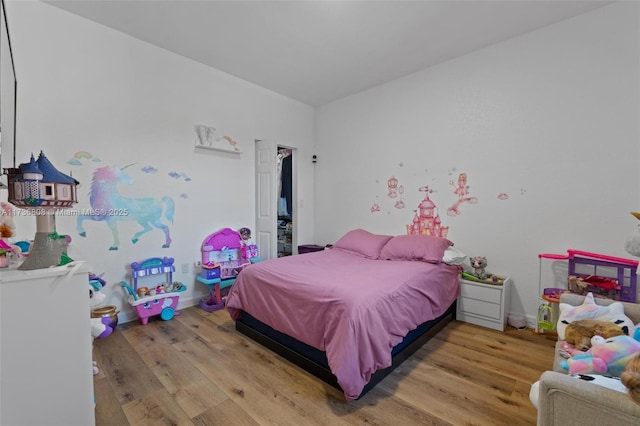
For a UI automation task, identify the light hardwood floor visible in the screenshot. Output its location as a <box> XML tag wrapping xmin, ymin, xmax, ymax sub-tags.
<box><xmin>93</xmin><ymin>307</ymin><xmax>557</xmax><ymax>425</ymax></box>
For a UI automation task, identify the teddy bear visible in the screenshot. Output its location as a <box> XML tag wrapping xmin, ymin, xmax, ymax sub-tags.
<box><xmin>470</xmin><ymin>256</ymin><xmax>488</xmax><ymax>280</ymax></box>
<box><xmin>564</xmin><ymin>319</ymin><xmax>625</xmax><ymax>351</ymax></box>
<box><xmin>561</xmin><ymin>334</ymin><xmax>640</xmax><ymax>377</ymax></box>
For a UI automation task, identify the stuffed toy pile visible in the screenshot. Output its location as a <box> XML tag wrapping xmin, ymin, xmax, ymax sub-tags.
<box><xmin>557</xmin><ymin>292</ymin><xmax>640</xmax><ymax>377</ymax></box>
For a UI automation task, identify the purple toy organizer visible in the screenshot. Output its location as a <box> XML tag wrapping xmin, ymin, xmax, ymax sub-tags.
<box><xmin>539</xmin><ymin>249</ymin><xmax>638</xmax><ymax>302</ymax></box>
<box><xmin>121</xmin><ymin>257</ymin><xmax>186</xmax><ymax>324</ymax></box>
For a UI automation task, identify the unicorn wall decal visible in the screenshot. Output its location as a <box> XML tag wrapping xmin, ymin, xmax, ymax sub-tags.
<box><xmin>77</xmin><ymin>165</ymin><xmax>174</xmax><ymax>251</ymax></box>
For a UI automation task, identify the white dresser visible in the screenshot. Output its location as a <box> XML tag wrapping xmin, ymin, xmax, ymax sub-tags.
<box><xmin>0</xmin><ymin>262</ymin><xmax>95</xmax><ymax>426</ymax></box>
<box><xmin>456</xmin><ymin>276</ymin><xmax>512</xmax><ymax>331</ymax></box>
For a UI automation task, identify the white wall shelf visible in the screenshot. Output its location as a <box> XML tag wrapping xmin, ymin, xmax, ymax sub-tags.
<box><xmin>195</xmin><ymin>144</ymin><xmax>242</xmax><ymax>154</ymax></box>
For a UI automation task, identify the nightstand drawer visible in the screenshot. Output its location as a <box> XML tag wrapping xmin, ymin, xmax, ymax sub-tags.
<box><xmin>458</xmin><ymin>297</ymin><xmax>501</xmax><ymax>320</ymax></box>
<box><xmin>459</xmin><ymin>283</ymin><xmax>501</xmax><ymax>304</ymax></box>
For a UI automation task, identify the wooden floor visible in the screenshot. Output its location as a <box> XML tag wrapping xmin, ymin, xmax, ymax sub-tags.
<box><xmin>93</xmin><ymin>307</ymin><xmax>557</xmax><ymax>426</ymax></box>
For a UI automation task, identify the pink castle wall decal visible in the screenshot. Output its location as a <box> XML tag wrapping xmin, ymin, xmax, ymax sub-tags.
<box><xmin>406</xmin><ymin>186</ymin><xmax>449</xmax><ymax>238</ymax></box>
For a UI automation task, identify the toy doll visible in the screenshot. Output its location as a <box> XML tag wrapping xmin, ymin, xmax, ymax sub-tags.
<box><xmin>238</xmin><ymin>227</ymin><xmax>258</xmax><ymax>261</ymax></box>
<box><xmin>239</xmin><ymin>227</ymin><xmax>252</xmax><ymax>245</ymax></box>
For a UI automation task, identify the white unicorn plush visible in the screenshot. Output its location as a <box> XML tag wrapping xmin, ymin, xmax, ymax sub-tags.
<box><xmin>625</xmin><ymin>212</ymin><xmax>640</xmax><ymax>257</ymax></box>
<box><xmin>89</xmin><ymin>274</ymin><xmax>113</xmax><ymax>375</ymax></box>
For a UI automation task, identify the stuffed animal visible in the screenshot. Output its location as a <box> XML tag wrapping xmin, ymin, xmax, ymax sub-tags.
<box><xmin>564</xmin><ymin>319</ymin><xmax>625</xmax><ymax>351</ymax></box>
<box><xmin>89</xmin><ymin>275</ymin><xmax>107</xmax><ymax>307</ymax></box>
<box><xmin>568</xmin><ymin>275</ymin><xmax>588</xmax><ymax>294</ymax></box>
<box><xmin>470</xmin><ymin>256</ymin><xmax>488</xmax><ymax>280</ymax></box>
<box><xmin>561</xmin><ymin>334</ymin><xmax>640</xmax><ymax>377</ymax></box>
<box><xmin>625</xmin><ymin>212</ymin><xmax>640</xmax><ymax>257</ymax></box>
<box><xmin>0</xmin><ymin>202</ymin><xmax>22</xmax><ymax>258</ymax></box>
<box><xmin>556</xmin><ymin>292</ymin><xmax>636</xmax><ymax>341</ymax></box>
<box><xmin>91</xmin><ymin>316</ymin><xmax>113</xmax><ymax>340</ymax></box>
<box><xmin>0</xmin><ymin>202</ymin><xmax>16</xmax><ymax>238</ymax></box>
<box><xmin>88</xmin><ymin>273</ymin><xmax>113</xmax><ymax>375</ymax></box>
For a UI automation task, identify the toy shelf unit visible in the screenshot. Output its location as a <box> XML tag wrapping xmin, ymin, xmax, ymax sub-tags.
<box><xmin>197</xmin><ymin>228</ymin><xmax>259</xmax><ymax>312</ymax></box>
<box><xmin>539</xmin><ymin>249</ymin><xmax>638</xmax><ymax>303</ymax></box>
<box><xmin>120</xmin><ymin>257</ymin><xmax>186</xmax><ymax>325</ymax></box>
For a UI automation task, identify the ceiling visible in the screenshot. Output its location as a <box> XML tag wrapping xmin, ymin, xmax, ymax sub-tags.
<box><xmin>43</xmin><ymin>0</ymin><xmax>612</xmax><ymax>107</ymax></box>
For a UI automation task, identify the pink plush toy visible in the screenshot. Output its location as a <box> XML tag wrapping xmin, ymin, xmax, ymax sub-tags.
<box><xmin>561</xmin><ymin>334</ymin><xmax>640</xmax><ymax>377</ymax></box>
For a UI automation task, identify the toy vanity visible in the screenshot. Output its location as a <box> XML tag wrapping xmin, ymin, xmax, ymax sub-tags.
<box><xmin>120</xmin><ymin>257</ymin><xmax>186</xmax><ymax>324</ymax></box>
<box><xmin>197</xmin><ymin>228</ymin><xmax>259</xmax><ymax>312</ymax></box>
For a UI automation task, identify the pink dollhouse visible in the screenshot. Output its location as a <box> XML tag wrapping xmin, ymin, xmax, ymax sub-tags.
<box><xmin>197</xmin><ymin>228</ymin><xmax>259</xmax><ymax>311</ymax></box>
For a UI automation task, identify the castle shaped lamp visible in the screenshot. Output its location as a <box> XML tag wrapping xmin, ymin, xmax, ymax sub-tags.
<box><xmin>6</xmin><ymin>151</ymin><xmax>79</xmax><ymax>270</ymax></box>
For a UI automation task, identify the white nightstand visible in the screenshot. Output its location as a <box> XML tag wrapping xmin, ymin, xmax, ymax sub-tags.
<box><xmin>456</xmin><ymin>276</ymin><xmax>512</xmax><ymax>331</ymax></box>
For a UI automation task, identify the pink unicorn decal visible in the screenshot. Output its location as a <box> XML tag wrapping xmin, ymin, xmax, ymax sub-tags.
<box><xmin>77</xmin><ymin>165</ymin><xmax>174</xmax><ymax>250</ymax></box>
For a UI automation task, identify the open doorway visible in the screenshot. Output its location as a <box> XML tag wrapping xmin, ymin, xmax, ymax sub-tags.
<box><xmin>277</xmin><ymin>147</ymin><xmax>293</xmax><ymax>257</ymax></box>
<box><xmin>255</xmin><ymin>140</ymin><xmax>296</xmax><ymax>260</ymax></box>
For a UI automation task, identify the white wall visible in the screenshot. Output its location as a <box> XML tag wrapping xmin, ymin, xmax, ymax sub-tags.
<box><xmin>315</xmin><ymin>2</ymin><xmax>640</xmax><ymax>324</ymax></box>
<box><xmin>2</xmin><ymin>1</ymin><xmax>316</xmax><ymax>322</ymax></box>
<box><xmin>3</xmin><ymin>2</ymin><xmax>638</xmax><ymax>327</ymax></box>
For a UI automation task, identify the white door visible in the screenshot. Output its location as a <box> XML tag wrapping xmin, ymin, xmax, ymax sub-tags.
<box><xmin>255</xmin><ymin>139</ymin><xmax>277</xmax><ymax>260</ymax></box>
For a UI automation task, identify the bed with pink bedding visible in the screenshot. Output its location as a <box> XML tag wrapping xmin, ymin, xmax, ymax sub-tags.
<box><xmin>226</xmin><ymin>229</ymin><xmax>461</xmax><ymax>401</ymax></box>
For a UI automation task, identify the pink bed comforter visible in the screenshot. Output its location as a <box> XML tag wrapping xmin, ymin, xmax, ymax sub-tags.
<box><xmin>226</xmin><ymin>248</ymin><xmax>460</xmax><ymax>400</ymax></box>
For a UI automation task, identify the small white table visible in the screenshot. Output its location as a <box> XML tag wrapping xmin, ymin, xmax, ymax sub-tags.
<box><xmin>456</xmin><ymin>276</ymin><xmax>512</xmax><ymax>331</ymax></box>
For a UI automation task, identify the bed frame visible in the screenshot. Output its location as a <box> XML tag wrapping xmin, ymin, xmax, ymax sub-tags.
<box><xmin>235</xmin><ymin>300</ymin><xmax>457</xmax><ymax>399</ymax></box>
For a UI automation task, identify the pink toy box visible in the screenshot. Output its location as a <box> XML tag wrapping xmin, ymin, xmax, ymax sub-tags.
<box><xmin>119</xmin><ymin>257</ymin><xmax>186</xmax><ymax>325</ymax></box>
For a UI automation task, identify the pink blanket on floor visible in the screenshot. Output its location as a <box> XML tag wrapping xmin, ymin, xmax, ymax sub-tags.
<box><xmin>226</xmin><ymin>249</ymin><xmax>460</xmax><ymax>400</ymax></box>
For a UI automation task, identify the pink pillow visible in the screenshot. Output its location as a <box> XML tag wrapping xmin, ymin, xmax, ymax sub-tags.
<box><xmin>379</xmin><ymin>234</ymin><xmax>453</xmax><ymax>263</ymax></box>
<box><xmin>332</xmin><ymin>229</ymin><xmax>393</xmax><ymax>259</ymax></box>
